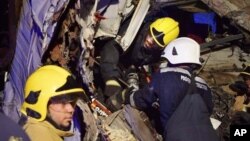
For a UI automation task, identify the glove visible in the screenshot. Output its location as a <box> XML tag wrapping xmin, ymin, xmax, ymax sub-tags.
<box><xmin>105</xmin><ymin>84</ymin><xmax>122</xmax><ymax>112</ymax></box>
<box><xmin>122</xmin><ymin>86</ymin><xmax>138</xmax><ymax>105</ymax></box>
<box><xmin>229</xmin><ymin>81</ymin><xmax>248</xmax><ymax>96</ymax></box>
<box><xmin>106</xmin><ymin>87</ymin><xmax>136</xmax><ymax>112</ymax></box>
<box><xmin>127</xmin><ymin>72</ymin><xmax>139</xmax><ymax>90</ymax></box>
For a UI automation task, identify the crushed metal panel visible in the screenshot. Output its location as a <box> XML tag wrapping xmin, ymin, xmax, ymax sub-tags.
<box><xmin>201</xmin><ymin>0</ymin><xmax>250</xmax><ymax>32</ymax></box>
<box><xmin>94</xmin><ymin>0</ymin><xmax>135</xmax><ymax>38</ymax></box>
<box><xmin>118</xmin><ymin>0</ymin><xmax>150</xmax><ymax>51</ymax></box>
<box><xmin>3</xmin><ymin>0</ymin><xmax>70</xmax><ymax>122</ymax></box>
<box><xmin>77</xmin><ymin>100</ymin><xmax>99</xmax><ymax>141</ymax></box>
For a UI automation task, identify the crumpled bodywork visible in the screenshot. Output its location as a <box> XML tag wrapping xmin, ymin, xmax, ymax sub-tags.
<box><xmin>3</xmin><ymin>0</ymin><xmax>70</xmax><ymax>122</ymax></box>
<box><xmin>201</xmin><ymin>0</ymin><xmax>250</xmax><ymax>39</ymax></box>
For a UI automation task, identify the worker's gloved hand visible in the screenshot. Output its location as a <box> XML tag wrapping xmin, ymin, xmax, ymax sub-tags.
<box><xmin>105</xmin><ymin>86</ymin><xmax>123</xmax><ymax>112</ymax></box>
<box><xmin>106</xmin><ymin>86</ymin><xmax>137</xmax><ymax>112</ymax></box>
<box><xmin>127</xmin><ymin>72</ymin><xmax>139</xmax><ymax>90</ymax></box>
<box><xmin>123</xmin><ymin>86</ymin><xmax>138</xmax><ymax>105</ymax></box>
<box><xmin>106</xmin><ymin>93</ymin><xmax>123</xmax><ymax>112</ymax></box>
<box><xmin>105</xmin><ymin>79</ymin><xmax>123</xmax><ymax>111</ymax></box>
<box><xmin>229</xmin><ymin>81</ymin><xmax>248</xmax><ymax>96</ymax></box>
<box><xmin>126</xmin><ymin>65</ymin><xmax>139</xmax><ymax>90</ymax></box>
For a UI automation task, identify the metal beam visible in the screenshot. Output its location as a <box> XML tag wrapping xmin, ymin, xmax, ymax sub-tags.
<box><xmin>157</xmin><ymin>0</ymin><xmax>199</xmax><ymax>8</ymax></box>
<box><xmin>200</xmin><ymin>34</ymin><xmax>244</xmax><ymax>49</ymax></box>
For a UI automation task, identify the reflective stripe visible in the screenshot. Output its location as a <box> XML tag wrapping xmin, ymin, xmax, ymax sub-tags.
<box><xmin>106</xmin><ymin>80</ymin><xmax>121</xmax><ymax>87</ymax></box>
<box><xmin>160</xmin><ymin>67</ymin><xmax>191</xmax><ymax>76</ymax></box>
<box><xmin>160</xmin><ymin>67</ymin><xmax>207</xmax><ymax>85</ymax></box>
<box><xmin>130</xmin><ymin>92</ymin><xmax>136</xmax><ymax>108</ymax></box>
<box><xmin>195</xmin><ymin>77</ymin><xmax>206</xmax><ymax>84</ymax></box>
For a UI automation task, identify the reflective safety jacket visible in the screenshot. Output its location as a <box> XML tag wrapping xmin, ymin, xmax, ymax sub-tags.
<box><xmin>131</xmin><ymin>67</ymin><xmax>215</xmax><ymax>139</ymax></box>
<box><xmin>23</xmin><ymin>117</ymin><xmax>74</xmax><ymax>141</ymax></box>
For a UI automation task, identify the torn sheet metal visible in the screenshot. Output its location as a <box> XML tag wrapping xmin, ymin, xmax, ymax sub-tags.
<box><xmin>201</xmin><ymin>0</ymin><xmax>250</xmax><ymax>32</ymax></box>
<box><xmin>3</xmin><ymin>0</ymin><xmax>70</xmax><ymax>122</ymax></box>
<box><xmin>118</xmin><ymin>0</ymin><xmax>150</xmax><ymax>51</ymax></box>
<box><xmin>94</xmin><ymin>0</ymin><xmax>135</xmax><ymax>38</ymax></box>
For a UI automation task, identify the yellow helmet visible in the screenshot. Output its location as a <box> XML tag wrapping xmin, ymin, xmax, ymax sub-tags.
<box><xmin>150</xmin><ymin>17</ymin><xmax>179</xmax><ymax>48</ymax></box>
<box><xmin>21</xmin><ymin>65</ymin><xmax>85</xmax><ymax>121</ymax></box>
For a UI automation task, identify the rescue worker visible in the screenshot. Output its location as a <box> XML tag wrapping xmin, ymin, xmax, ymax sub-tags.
<box><xmin>230</xmin><ymin>65</ymin><xmax>250</xmax><ymax>112</ymax></box>
<box><xmin>126</xmin><ymin>37</ymin><xmax>219</xmax><ymax>141</ymax></box>
<box><xmin>0</xmin><ymin>112</ymin><xmax>30</xmax><ymax>141</ymax></box>
<box><xmin>20</xmin><ymin>65</ymin><xmax>86</xmax><ymax>141</ymax></box>
<box><xmin>100</xmin><ymin>17</ymin><xmax>179</xmax><ymax>111</ymax></box>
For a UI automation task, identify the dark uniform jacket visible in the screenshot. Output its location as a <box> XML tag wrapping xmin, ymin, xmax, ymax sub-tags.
<box><xmin>131</xmin><ymin>67</ymin><xmax>220</xmax><ymax>141</ymax></box>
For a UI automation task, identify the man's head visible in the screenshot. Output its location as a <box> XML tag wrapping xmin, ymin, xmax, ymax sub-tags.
<box><xmin>161</xmin><ymin>37</ymin><xmax>201</xmax><ymax>66</ymax></box>
<box><xmin>21</xmin><ymin>65</ymin><xmax>85</xmax><ymax>128</ymax></box>
<box><xmin>144</xmin><ymin>17</ymin><xmax>179</xmax><ymax>50</ymax></box>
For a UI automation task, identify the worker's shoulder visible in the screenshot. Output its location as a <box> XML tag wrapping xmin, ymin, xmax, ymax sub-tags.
<box><xmin>24</xmin><ymin>118</ymin><xmax>53</xmax><ymax>133</ymax></box>
<box><xmin>0</xmin><ymin>113</ymin><xmax>30</xmax><ymax>141</ymax></box>
<box><xmin>160</xmin><ymin>67</ymin><xmax>191</xmax><ymax>77</ymax></box>
<box><xmin>24</xmin><ymin>119</ymin><xmax>59</xmax><ymax>141</ymax></box>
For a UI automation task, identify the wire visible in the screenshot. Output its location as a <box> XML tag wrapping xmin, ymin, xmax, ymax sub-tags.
<box><xmin>197</xmin><ymin>48</ymin><xmax>212</xmax><ymax>75</ymax></box>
